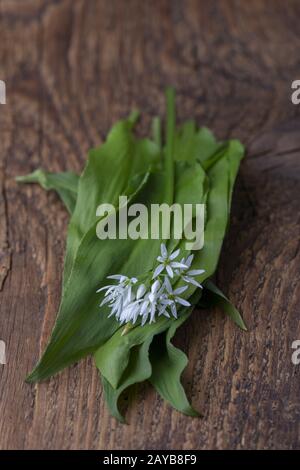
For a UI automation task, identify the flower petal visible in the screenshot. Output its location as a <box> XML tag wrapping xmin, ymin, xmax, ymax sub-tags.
<box><xmin>96</xmin><ymin>286</ymin><xmax>109</xmax><ymax>293</ymax></box>
<box><xmin>160</xmin><ymin>243</ymin><xmax>168</xmax><ymax>258</ymax></box>
<box><xmin>183</xmin><ymin>276</ymin><xmax>203</xmax><ymax>288</ymax></box>
<box><xmin>141</xmin><ymin>300</ymin><xmax>149</xmax><ymax>315</ymax></box>
<box><xmin>187</xmin><ymin>269</ymin><xmax>205</xmax><ymax>276</ymax></box>
<box><xmin>100</xmin><ymin>296</ymin><xmax>113</xmax><ymax>307</ymax></box>
<box><xmin>141</xmin><ymin>312</ymin><xmax>149</xmax><ymax>326</ymax></box>
<box><xmin>169</xmin><ymin>248</ymin><xmax>180</xmax><ymax>260</ymax></box>
<box><xmin>107</xmin><ymin>274</ymin><xmax>127</xmax><ymax>281</ymax></box>
<box><xmin>166</xmin><ymin>265</ymin><xmax>174</xmax><ymax>278</ymax></box>
<box><xmin>151</xmin><ymin>279</ymin><xmax>161</xmax><ymax>294</ymax></box>
<box><xmin>126</xmin><ymin>286</ymin><xmax>133</xmax><ymax>303</ymax></box>
<box><xmin>173</xmin><ymin>285</ymin><xmax>188</xmax><ymax>295</ymax></box>
<box><xmin>153</xmin><ymin>264</ymin><xmax>164</xmax><ymax>278</ymax></box>
<box><xmin>170</xmin><ymin>261</ymin><xmax>188</xmax><ymax>269</ymax></box>
<box><xmin>163</xmin><ymin>276</ymin><xmax>173</xmax><ymax>293</ymax></box>
<box><xmin>150</xmin><ymin>304</ymin><xmax>156</xmax><ymax>323</ymax></box>
<box><xmin>171</xmin><ymin>302</ymin><xmax>178</xmax><ymax>318</ymax></box>
<box><xmin>185</xmin><ymin>254</ymin><xmax>194</xmax><ymax>268</ymax></box>
<box><xmin>175</xmin><ymin>297</ymin><xmax>191</xmax><ymax>307</ymax></box>
<box><xmin>136</xmin><ymin>284</ymin><xmax>146</xmax><ymax>299</ymax></box>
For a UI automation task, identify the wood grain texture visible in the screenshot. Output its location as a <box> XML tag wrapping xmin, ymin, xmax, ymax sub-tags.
<box><xmin>0</xmin><ymin>0</ymin><xmax>300</xmax><ymax>450</ymax></box>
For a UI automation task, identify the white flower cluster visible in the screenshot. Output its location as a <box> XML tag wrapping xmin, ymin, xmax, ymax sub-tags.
<box><xmin>97</xmin><ymin>244</ymin><xmax>205</xmax><ymax>326</ymax></box>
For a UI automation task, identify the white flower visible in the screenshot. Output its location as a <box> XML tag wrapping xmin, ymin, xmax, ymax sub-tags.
<box><xmin>118</xmin><ymin>283</ymin><xmax>147</xmax><ymax>324</ymax></box>
<box><xmin>136</xmin><ymin>284</ymin><xmax>146</xmax><ymax>299</ymax></box>
<box><xmin>161</xmin><ymin>277</ymin><xmax>191</xmax><ymax>318</ymax></box>
<box><xmin>118</xmin><ymin>300</ymin><xmax>141</xmax><ymax>324</ymax></box>
<box><xmin>153</xmin><ymin>243</ymin><xmax>188</xmax><ymax>278</ymax></box>
<box><xmin>97</xmin><ymin>246</ymin><xmax>205</xmax><ymax>327</ymax></box>
<box><xmin>96</xmin><ymin>275</ymin><xmax>137</xmax><ymax>321</ymax></box>
<box><xmin>139</xmin><ymin>280</ymin><xmax>169</xmax><ymax>325</ymax></box>
<box><xmin>176</xmin><ymin>254</ymin><xmax>205</xmax><ymax>288</ymax></box>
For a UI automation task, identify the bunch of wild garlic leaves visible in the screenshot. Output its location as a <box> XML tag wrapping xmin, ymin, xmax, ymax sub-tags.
<box><xmin>17</xmin><ymin>89</ymin><xmax>246</xmax><ymax>422</ymax></box>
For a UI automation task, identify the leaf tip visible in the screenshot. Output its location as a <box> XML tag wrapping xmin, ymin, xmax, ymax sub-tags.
<box><xmin>128</xmin><ymin>110</ymin><xmax>140</xmax><ymax>127</ymax></box>
<box><xmin>184</xmin><ymin>406</ymin><xmax>202</xmax><ymax>418</ymax></box>
<box><xmin>25</xmin><ymin>372</ymin><xmax>37</xmax><ymax>384</ymax></box>
<box><xmin>25</xmin><ymin>366</ymin><xmax>44</xmax><ymax>383</ymax></box>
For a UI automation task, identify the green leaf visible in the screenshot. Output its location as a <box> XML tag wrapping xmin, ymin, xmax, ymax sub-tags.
<box><xmin>178</xmin><ymin>139</ymin><xmax>245</xmax><ymax>298</ymax></box>
<box><xmin>174</xmin><ymin>123</ymin><xmax>222</xmax><ymax>165</ymax></box>
<box><xmin>94</xmin><ymin>160</ymin><xmax>207</xmax><ymax>390</ymax></box>
<box><xmin>17</xmin><ymin>89</ymin><xmax>246</xmax><ymax>423</ymax></box>
<box><xmin>63</xmin><ymin>117</ymin><xmax>160</xmax><ymax>286</ymax></box>
<box><xmin>166</xmin><ymin>160</ymin><xmax>207</xmax><ymax>255</ymax></box>
<box><xmin>97</xmin><ymin>291</ymin><xmax>203</xmax><ymax>421</ymax></box>
<box><xmin>16</xmin><ymin>169</ymin><xmax>79</xmax><ymax>214</ymax></box>
<box><xmin>195</xmin><ymin>127</ymin><xmax>223</xmax><ymax>162</ymax></box>
<box><xmin>203</xmin><ymin>280</ymin><xmax>247</xmax><ymax>331</ymax></box>
<box><xmin>149</xmin><ymin>310</ymin><xmax>199</xmax><ymax>417</ymax></box>
<box><xmin>95</xmin><ymin>316</ymin><xmax>172</xmax><ymax>389</ymax></box>
<box><xmin>27</xmin><ymin>170</ymin><xmax>168</xmax><ymax>383</ymax></box>
<box><xmin>163</xmin><ymin>87</ymin><xmax>176</xmax><ymax>209</ymax></box>
<box><xmin>101</xmin><ymin>338</ymin><xmax>153</xmax><ymax>423</ymax></box>
<box><xmin>199</xmin><ymin>140</ymin><xmax>244</xmax><ymax>277</ymax></box>
<box><xmin>26</xmin><ymin>116</ymin><xmax>166</xmax><ymax>382</ymax></box>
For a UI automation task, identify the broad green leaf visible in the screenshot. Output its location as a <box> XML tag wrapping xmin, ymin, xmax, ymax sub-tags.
<box><xmin>27</xmin><ymin>170</ymin><xmax>167</xmax><ymax>383</ymax></box>
<box><xmin>174</xmin><ymin>161</ymin><xmax>207</xmax><ymax>206</ymax></box>
<box><xmin>94</xmin><ymin>160</ymin><xmax>207</xmax><ymax>390</ymax></box>
<box><xmin>174</xmin><ymin>123</ymin><xmax>222</xmax><ymax>164</ymax></box>
<box><xmin>98</xmin><ymin>308</ymin><xmax>199</xmax><ymax>421</ymax></box>
<box><xmin>227</xmin><ymin>140</ymin><xmax>245</xmax><ymax>208</ymax></box>
<box><xmin>63</xmin><ymin>118</ymin><xmax>160</xmax><ymax>286</ymax></box>
<box><xmin>149</xmin><ymin>292</ymin><xmax>202</xmax><ymax>417</ymax></box>
<box><xmin>101</xmin><ymin>338</ymin><xmax>153</xmax><ymax>423</ymax></box>
<box><xmin>16</xmin><ymin>169</ymin><xmax>79</xmax><ymax>214</ymax></box>
<box><xmin>167</xmin><ymin>161</ymin><xmax>208</xmax><ymax>254</ymax></box>
<box><xmin>197</xmin><ymin>140</ymin><xmax>244</xmax><ymax>279</ymax></box>
<box><xmin>95</xmin><ymin>316</ymin><xmax>172</xmax><ymax>389</ymax></box>
<box><xmin>17</xmin><ymin>89</ymin><xmax>245</xmax><ymax>423</ymax></box>
<box><xmin>203</xmin><ymin>280</ymin><xmax>247</xmax><ymax>331</ymax></box>
<box><xmin>26</xmin><ymin>112</ymin><xmax>168</xmax><ymax>383</ymax></box>
<box><xmin>176</xmin><ymin>139</ymin><xmax>245</xmax><ymax>300</ymax></box>
<box><xmin>97</xmin><ymin>293</ymin><xmax>202</xmax><ymax>421</ymax></box>
<box><xmin>195</xmin><ymin>127</ymin><xmax>222</xmax><ymax>162</ymax></box>
<box><xmin>149</xmin><ymin>313</ymin><xmax>199</xmax><ymax>417</ymax></box>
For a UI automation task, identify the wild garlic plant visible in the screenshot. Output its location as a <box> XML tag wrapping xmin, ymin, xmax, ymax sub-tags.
<box><xmin>18</xmin><ymin>88</ymin><xmax>245</xmax><ymax>422</ymax></box>
<box><xmin>97</xmin><ymin>243</ymin><xmax>205</xmax><ymax>326</ymax></box>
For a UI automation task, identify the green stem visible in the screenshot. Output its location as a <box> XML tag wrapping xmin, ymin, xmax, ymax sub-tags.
<box><xmin>128</xmin><ymin>110</ymin><xmax>140</xmax><ymax>128</ymax></box>
<box><xmin>165</xmin><ymin>87</ymin><xmax>175</xmax><ymax>205</ymax></box>
<box><xmin>152</xmin><ymin>116</ymin><xmax>162</xmax><ymax>149</ymax></box>
<box><xmin>165</xmin><ymin>88</ymin><xmax>175</xmax><ymax>242</ymax></box>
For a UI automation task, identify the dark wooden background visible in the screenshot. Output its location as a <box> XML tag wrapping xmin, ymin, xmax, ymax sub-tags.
<box><xmin>0</xmin><ymin>0</ymin><xmax>300</xmax><ymax>450</ymax></box>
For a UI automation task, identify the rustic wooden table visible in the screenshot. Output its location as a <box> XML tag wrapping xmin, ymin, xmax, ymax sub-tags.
<box><xmin>0</xmin><ymin>0</ymin><xmax>300</xmax><ymax>450</ymax></box>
